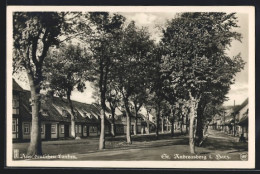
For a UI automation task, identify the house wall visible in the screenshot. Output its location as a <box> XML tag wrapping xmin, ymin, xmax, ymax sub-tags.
<box><xmin>58</xmin><ymin>124</ymin><xmax>65</xmax><ymax>138</ymax></box>
<box><xmin>237</xmin><ymin>104</ymin><xmax>248</xmax><ymax>137</ymax></box>
<box><xmin>105</xmin><ymin>125</ymin><xmax>110</xmax><ymax>134</ymax></box>
<box><xmin>83</xmin><ymin>125</ymin><xmax>88</xmax><ymax>137</ymax></box>
<box><xmin>75</xmin><ymin>124</ymin><xmax>83</xmax><ymax>137</ymax></box>
<box><xmin>22</xmin><ymin>122</ymin><xmax>62</xmax><ymax>140</ymax></box>
<box><xmin>89</xmin><ymin>125</ymin><xmax>98</xmax><ymax>136</ymax></box>
<box><xmin>22</xmin><ymin>122</ymin><xmax>31</xmax><ymax>139</ymax></box>
<box><xmin>40</xmin><ymin>123</ymin><xmax>45</xmax><ymax>139</ymax></box>
<box><xmin>12</xmin><ymin>117</ymin><xmax>19</xmax><ymax>139</ymax></box>
<box><xmin>51</xmin><ymin>123</ymin><xmax>58</xmax><ymax>139</ymax></box>
<box><xmin>115</xmin><ymin>124</ymin><xmax>124</xmax><ymax>134</ymax></box>
<box><xmin>137</xmin><ymin>125</ymin><xmax>142</xmax><ymax>133</ymax></box>
<box><xmin>238</xmin><ymin>104</ymin><xmax>248</xmax><ymax>120</ymax></box>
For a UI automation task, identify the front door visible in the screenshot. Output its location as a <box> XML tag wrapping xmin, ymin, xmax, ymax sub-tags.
<box><xmin>64</xmin><ymin>124</ymin><xmax>69</xmax><ymax>137</ymax></box>
<box><xmin>45</xmin><ymin>124</ymin><xmax>51</xmax><ymax>140</ymax></box>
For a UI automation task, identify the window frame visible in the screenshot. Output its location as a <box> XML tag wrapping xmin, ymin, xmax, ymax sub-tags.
<box><xmin>51</xmin><ymin>124</ymin><xmax>56</xmax><ymax>134</ymax></box>
<box><xmin>75</xmin><ymin>125</ymin><xmax>78</xmax><ymax>133</ymax></box>
<box><xmin>41</xmin><ymin>124</ymin><xmax>44</xmax><ymax>134</ymax></box>
<box><xmin>12</xmin><ymin>94</ymin><xmax>20</xmax><ymax>115</ymax></box>
<box><xmin>78</xmin><ymin>125</ymin><xmax>82</xmax><ymax>134</ymax></box>
<box><xmin>60</xmin><ymin>125</ymin><xmax>64</xmax><ymax>134</ymax></box>
<box><xmin>24</xmin><ymin>123</ymin><xmax>30</xmax><ymax>134</ymax></box>
<box><xmin>12</xmin><ymin>120</ymin><xmax>16</xmax><ymax>133</ymax></box>
<box><xmin>84</xmin><ymin>125</ymin><xmax>87</xmax><ymax>133</ymax></box>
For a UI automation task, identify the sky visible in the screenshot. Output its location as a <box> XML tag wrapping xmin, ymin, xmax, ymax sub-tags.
<box><xmin>14</xmin><ymin>12</ymin><xmax>249</xmax><ymax>107</ymax></box>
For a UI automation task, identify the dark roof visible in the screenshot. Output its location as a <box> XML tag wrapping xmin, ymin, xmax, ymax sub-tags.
<box><xmin>13</xmin><ymin>79</ymin><xmax>23</xmax><ymax>92</ymax></box>
<box><xmin>16</xmin><ymin>85</ymin><xmax>147</xmax><ymax>126</ymax></box>
<box><xmin>238</xmin><ymin>114</ymin><xmax>248</xmax><ymax>125</ymax></box>
<box><xmin>20</xmin><ymin>91</ymin><xmax>99</xmax><ymax>124</ymax></box>
<box><xmin>232</xmin><ymin>98</ymin><xmax>248</xmax><ymax>114</ymax></box>
<box><xmin>19</xmin><ymin>89</ymin><xmax>127</xmax><ymax>125</ymax></box>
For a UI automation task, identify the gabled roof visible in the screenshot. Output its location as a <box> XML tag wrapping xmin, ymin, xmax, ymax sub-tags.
<box><xmin>232</xmin><ymin>98</ymin><xmax>248</xmax><ymax>114</ymax></box>
<box><xmin>19</xmin><ymin>90</ymin><xmax>99</xmax><ymax>124</ymax></box>
<box><xmin>13</xmin><ymin>79</ymin><xmax>23</xmax><ymax>92</ymax></box>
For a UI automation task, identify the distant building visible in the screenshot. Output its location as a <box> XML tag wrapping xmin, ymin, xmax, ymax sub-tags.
<box><xmin>12</xmin><ymin>79</ymin><xmax>153</xmax><ymax>141</ymax></box>
<box><xmin>234</xmin><ymin>98</ymin><xmax>249</xmax><ymax>139</ymax></box>
<box><xmin>209</xmin><ymin>98</ymin><xmax>249</xmax><ymax>140</ymax></box>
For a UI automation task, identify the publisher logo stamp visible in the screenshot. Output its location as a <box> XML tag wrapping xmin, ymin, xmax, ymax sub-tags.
<box><xmin>240</xmin><ymin>153</ymin><xmax>248</xmax><ymax>161</ymax></box>
<box><xmin>13</xmin><ymin>149</ymin><xmax>19</xmax><ymax>159</ymax></box>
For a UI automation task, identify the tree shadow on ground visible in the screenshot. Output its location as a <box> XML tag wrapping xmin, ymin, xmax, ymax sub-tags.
<box><xmin>104</xmin><ymin>133</ymin><xmax>190</xmax><ymax>150</ymax></box>
<box><xmin>106</xmin><ymin>132</ymin><xmax>185</xmax><ymax>142</ymax></box>
<box><xmin>201</xmin><ymin>137</ymin><xmax>248</xmax><ymax>152</ymax></box>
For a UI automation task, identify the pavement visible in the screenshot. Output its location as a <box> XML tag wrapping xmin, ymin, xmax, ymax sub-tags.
<box><xmin>13</xmin><ymin>129</ymin><xmax>248</xmax><ymax>161</ymax></box>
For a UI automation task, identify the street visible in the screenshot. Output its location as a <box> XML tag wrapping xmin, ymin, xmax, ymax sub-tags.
<box><xmin>13</xmin><ymin>129</ymin><xmax>248</xmax><ymax>161</ymax></box>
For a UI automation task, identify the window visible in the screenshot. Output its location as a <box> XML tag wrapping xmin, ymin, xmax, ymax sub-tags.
<box><xmin>12</xmin><ymin>120</ymin><xmax>16</xmax><ymax>133</ymax></box>
<box><xmin>84</xmin><ymin>126</ymin><xmax>87</xmax><ymax>133</ymax></box>
<box><xmin>62</xmin><ymin>110</ymin><xmax>68</xmax><ymax>117</ymax></box>
<box><xmin>60</xmin><ymin>125</ymin><xmax>64</xmax><ymax>134</ymax></box>
<box><xmin>79</xmin><ymin>125</ymin><xmax>82</xmax><ymax>133</ymax></box>
<box><xmin>41</xmin><ymin>124</ymin><xmax>44</xmax><ymax>134</ymax></box>
<box><xmin>90</xmin><ymin>126</ymin><xmax>96</xmax><ymax>133</ymax></box>
<box><xmin>51</xmin><ymin>124</ymin><xmax>56</xmax><ymax>134</ymax></box>
<box><xmin>24</xmin><ymin>123</ymin><xmax>30</xmax><ymax>134</ymax></box>
<box><xmin>41</xmin><ymin>110</ymin><xmax>49</xmax><ymax>117</ymax></box>
<box><xmin>75</xmin><ymin>125</ymin><xmax>78</xmax><ymax>133</ymax></box>
<box><xmin>13</xmin><ymin>94</ymin><xmax>19</xmax><ymax>115</ymax></box>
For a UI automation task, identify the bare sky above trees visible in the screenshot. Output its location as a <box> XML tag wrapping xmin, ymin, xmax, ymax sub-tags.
<box><xmin>14</xmin><ymin>12</ymin><xmax>249</xmax><ymax>106</ymax></box>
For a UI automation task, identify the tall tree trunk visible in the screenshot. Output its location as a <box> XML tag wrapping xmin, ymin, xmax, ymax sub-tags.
<box><xmin>170</xmin><ymin>108</ymin><xmax>174</xmax><ymax>137</ymax></box>
<box><xmin>146</xmin><ymin>110</ymin><xmax>150</xmax><ymax>134</ymax></box>
<box><xmin>110</xmin><ymin>106</ymin><xmax>116</xmax><ymax>137</ymax></box>
<box><xmin>180</xmin><ymin>121</ymin><xmax>183</xmax><ymax>134</ymax></box>
<box><xmin>133</xmin><ymin>103</ymin><xmax>142</xmax><ymax>135</ymax></box>
<box><xmin>27</xmin><ymin>73</ymin><xmax>42</xmax><ymax>156</ymax></box>
<box><xmin>186</xmin><ymin>112</ymin><xmax>189</xmax><ymax>134</ymax></box>
<box><xmin>166</xmin><ymin>117</ymin><xmax>169</xmax><ymax>132</ymax></box>
<box><xmin>155</xmin><ymin>102</ymin><xmax>160</xmax><ymax>139</ymax></box>
<box><xmin>99</xmin><ymin>93</ymin><xmax>106</xmax><ymax>150</ymax></box>
<box><xmin>171</xmin><ymin>120</ymin><xmax>174</xmax><ymax>137</ymax></box>
<box><xmin>196</xmin><ymin>106</ymin><xmax>204</xmax><ymax>146</ymax></box>
<box><xmin>189</xmin><ymin>93</ymin><xmax>199</xmax><ymax>154</ymax></box>
<box><xmin>124</xmin><ymin>98</ymin><xmax>132</xmax><ymax>144</ymax></box>
<box><xmin>134</xmin><ymin>110</ymin><xmax>138</xmax><ymax>135</ymax></box>
<box><xmin>161</xmin><ymin>117</ymin><xmax>164</xmax><ymax>133</ymax></box>
<box><xmin>67</xmin><ymin>91</ymin><xmax>76</xmax><ymax>138</ymax></box>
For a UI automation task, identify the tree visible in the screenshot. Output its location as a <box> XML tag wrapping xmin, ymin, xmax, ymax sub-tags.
<box><xmin>160</xmin><ymin>100</ymin><xmax>171</xmax><ymax>133</ymax></box>
<box><xmin>146</xmin><ymin>46</ymin><xmax>165</xmax><ymax>139</ymax></box>
<box><xmin>87</xmin><ymin>12</ymin><xmax>126</xmax><ymax>149</ymax></box>
<box><xmin>113</xmin><ymin>21</ymin><xmax>154</xmax><ymax>143</ymax></box>
<box><xmin>106</xmin><ymin>80</ymin><xmax>121</xmax><ymax>137</ymax></box>
<box><xmin>161</xmin><ymin>12</ymin><xmax>245</xmax><ymax>153</ymax></box>
<box><xmin>13</xmin><ymin>12</ymin><xmax>66</xmax><ymax>155</ymax></box>
<box><xmin>130</xmin><ymin>85</ymin><xmax>149</xmax><ymax>135</ymax></box>
<box><xmin>44</xmin><ymin>44</ymin><xmax>91</xmax><ymax>138</ymax></box>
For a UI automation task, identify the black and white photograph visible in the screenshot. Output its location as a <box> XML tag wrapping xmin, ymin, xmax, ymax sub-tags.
<box><xmin>6</xmin><ymin>6</ymin><xmax>255</xmax><ymax>168</ymax></box>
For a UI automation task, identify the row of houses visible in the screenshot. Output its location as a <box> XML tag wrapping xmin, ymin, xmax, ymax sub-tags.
<box><xmin>209</xmin><ymin>98</ymin><xmax>249</xmax><ymax>140</ymax></box>
<box><xmin>12</xmin><ymin>79</ymin><xmax>157</xmax><ymax>141</ymax></box>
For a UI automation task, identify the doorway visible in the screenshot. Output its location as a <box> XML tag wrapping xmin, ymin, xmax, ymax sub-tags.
<box><xmin>64</xmin><ymin>124</ymin><xmax>69</xmax><ymax>138</ymax></box>
<box><xmin>45</xmin><ymin>124</ymin><xmax>51</xmax><ymax>140</ymax></box>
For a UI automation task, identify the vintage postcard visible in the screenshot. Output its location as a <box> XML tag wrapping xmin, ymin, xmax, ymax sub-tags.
<box><xmin>6</xmin><ymin>6</ymin><xmax>255</xmax><ymax>168</ymax></box>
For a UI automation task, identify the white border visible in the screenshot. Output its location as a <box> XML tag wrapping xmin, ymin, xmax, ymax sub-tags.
<box><xmin>6</xmin><ymin>6</ymin><xmax>255</xmax><ymax>168</ymax></box>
